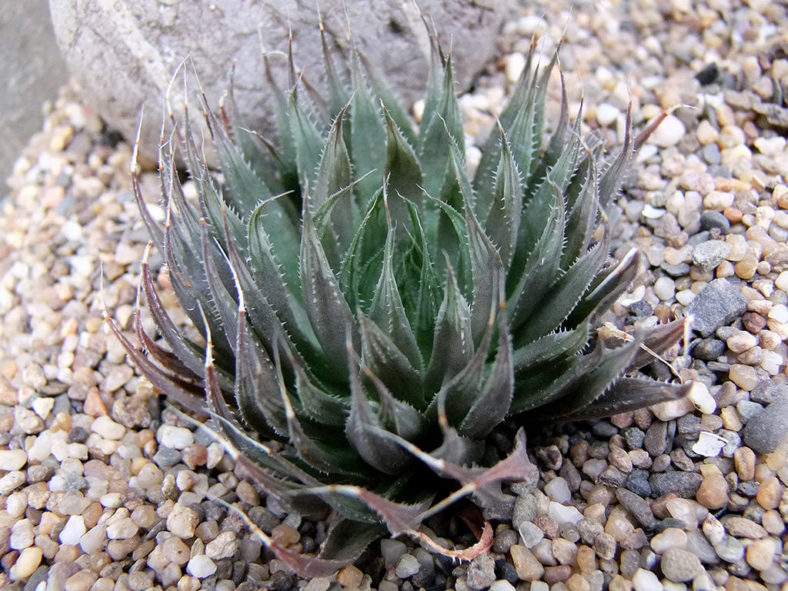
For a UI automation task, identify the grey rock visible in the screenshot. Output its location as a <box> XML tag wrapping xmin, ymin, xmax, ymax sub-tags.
<box><xmin>750</xmin><ymin>380</ymin><xmax>788</xmax><ymax>405</ymax></box>
<box><xmin>660</xmin><ymin>547</ymin><xmax>703</xmax><ymax>582</ymax></box>
<box><xmin>644</xmin><ymin>421</ymin><xmax>669</xmax><ymax>456</ymax></box>
<box><xmin>512</xmin><ymin>493</ymin><xmax>537</xmax><ymax>531</ymax></box>
<box><xmin>623</xmin><ymin>427</ymin><xmax>646</xmax><ymax>449</ymax></box>
<box><xmin>700</xmin><ymin>211</ymin><xmax>730</xmax><ymax>234</ymax></box>
<box><xmin>625</xmin><ymin>470</ymin><xmax>652</xmax><ymax>497</ymax></box>
<box><xmin>649</xmin><ymin>472</ymin><xmax>703</xmax><ymax>498</ymax></box>
<box><xmin>685</xmin><ymin>529</ymin><xmax>719</xmax><ymax>565</ymax></box>
<box><xmin>742</xmin><ymin>392</ymin><xmax>788</xmax><ymax>453</ymax></box>
<box><xmin>736</xmin><ymin>400</ymin><xmax>764</xmax><ymax>423</ymax></box>
<box><xmin>692</xmin><ymin>337</ymin><xmax>726</xmax><ymax>361</ymax></box>
<box><xmin>49</xmin><ymin>0</ymin><xmax>515</xmax><ymax>160</ymax></box>
<box><xmin>714</xmin><ymin>536</ymin><xmax>744</xmax><ymax>563</ymax></box>
<box><xmin>0</xmin><ymin>0</ymin><xmax>69</xmax><ymax>184</ymax></box>
<box><xmin>153</xmin><ymin>446</ymin><xmax>182</xmax><ymax>468</ymax></box>
<box><xmin>629</xmin><ymin>300</ymin><xmax>653</xmax><ymax>318</ymax></box>
<box><xmin>23</xmin><ymin>566</ymin><xmax>49</xmax><ymax>591</ymax></box>
<box><xmin>615</xmin><ymin>488</ymin><xmax>656</xmax><ymax>528</ymax></box>
<box><xmin>466</xmin><ymin>554</ymin><xmax>496</xmax><ymax>590</ymax></box>
<box><xmin>692</xmin><ymin>240</ymin><xmax>731</xmax><ymax>271</ymax></box>
<box><xmin>701</xmin><ymin>142</ymin><xmax>721</xmax><ymax>165</ymax></box>
<box><xmin>660</xmin><ymin>261</ymin><xmax>692</xmax><ymax>277</ymax></box>
<box><xmin>685</xmin><ymin>278</ymin><xmax>747</xmax><ymax>337</ymax></box>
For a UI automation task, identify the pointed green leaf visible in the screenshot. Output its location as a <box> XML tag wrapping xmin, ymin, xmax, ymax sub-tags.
<box><xmin>358</xmin><ymin>314</ymin><xmax>423</xmax><ymax>408</ymax></box>
<box><xmin>424</xmin><ymin>262</ymin><xmax>473</xmax><ymax>393</ymax></box>
<box><xmin>235</xmin><ymin>308</ymin><xmax>287</xmax><ymax>437</ymax></box>
<box><xmin>368</xmin><ymin>208</ymin><xmax>423</xmax><ymax>371</ymax></box>
<box><xmin>383</xmin><ymin>108</ymin><xmax>424</xmax><ymax>223</ymax></box>
<box><xmin>300</xmin><ymin>211</ymin><xmax>356</xmax><ymax>370</ymax></box>
<box><xmin>350</xmin><ymin>55</ymin><xmax>386</xmax><ymax>201</ymax></box>
<box><xmin>512</xmin><ymin>323</ymin><xmax>590</xmax><ymax>376</ymax></box>
<box><xmin>346</xmin><ymin>347</ymin><xmax>413</xmax><ymax>475</ymax></box>
<box><xmin>517</xmin><ymin>239</ymin><xmax>607</xmax><ymax>344</ymax></box>
<box><xmin>289</xmin><ymin>90</ymin><xmax>325</xmax><ymax>190</ymax></box>
<box><xmin>459</xmin><ymin>307</ymin><xmax>514</xmax><ymax>439</ymax></box>
<box><xmin>484</xmin><ymin>128</ymin><xmax>523</xmax><ymax>268</ymax></box>
<box><xmin>419</xmin><ymin>57</ymin><xmax>464</xmax><ymax>197</ymax></box>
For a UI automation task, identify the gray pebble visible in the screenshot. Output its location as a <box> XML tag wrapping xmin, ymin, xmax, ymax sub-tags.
<box><xmin>615</xmin><ymin>488</ymin><xmax>656</xmax><ymax>528</ymax></box>
<box><xmin>750</xmin><ymin>381</ymin><xmax>788</xmax><ymax>405</ymax></box>
<box><xmin>153</xmin><ymin>446</ymin><xmax>181</xmax><ymax>468</ymax></box>
<box><xmin>644</xmin><ymin>421</ymin><xmax>669</xmax><ymax>456</ymax></box>
<box><xmin>649</xmin><ymin>472</ymin><xmax>703</xmax><ymax>498</ymax></box>
<box><xmin>660</xmin><ymin>547</ymin><xmax>703</xmax><ymax>582</ymax></box>
<box><xmin>660</xmin><ymin>261</ymin><xmax>692</xmax><ymax>277</ymax></box>
<box><xmin>685</xmin><ymin>529</ymin><xmax>719</xmax><ymax>565</ymax></box>
<box><xmin>466</xmin><ymin>554</ymin><xmax>496</xmax><ymax>590</ymax></box>
<box><xmin>742</xmin><ymin>393</ymin><xmax>788</xmax><ymax>453</ymax></box>
<box><xmin>685</xmin><ymin>278</ymin><xmax>747</xmax><ymax>337</ymax></box>
<box><xmin>736</xmin><ymin>400</ymin><xmax>764</xmax><ymax>423</ymax></box>
<box><xmin>623</xmin><ymin>427</ymin><xmax>646</xmax><ymax>449</ymax></box>
<box><xmin>714</xmin><ymin>535</ymin><xmax>745</xmax><ymax>563</ymax></box>
<box><xmin>692</xmin><ymin>338</ymin><xmax>726</xmax><ymax>361</ymax></box>
<box><xmin>692</xmin><ymin>240</ymin><xmax>731</xmax><ymax>271</ymax></box>
<box><xmin>700</xmin><ymin>211</ymin><xmax>730</xmax><ymax>234</ymax></box>
<box><xmin>626</xmin><ymin>470</ymin><xmax>652</xmax><ymax>497</ymax></box>
<box><xmin>512</xmin><ymin>493</ymin><xmax>537</xmax><ymax>531</ymax></box>
<box><xmin>702</xmin><ymin>142</ymin><xmax>721</xmax><ymax>165</ymax></box>
<box><xmin>395</xmin><ymin>554</ymin><xmax>421</xmax><ymax>579</ymax></box>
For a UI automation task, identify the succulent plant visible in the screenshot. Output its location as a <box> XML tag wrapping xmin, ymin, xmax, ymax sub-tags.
<box><xmin>112</xmin><ymin>28</ymin><xmax>691</xmax><ymax>575</ymax></box>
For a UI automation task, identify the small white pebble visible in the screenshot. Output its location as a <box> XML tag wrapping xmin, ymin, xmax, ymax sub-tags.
<box><xmin>767</xmin><ymin>304</ymin><xmax>788</xmax><ymax>323</ymax></box>
<box><xmin>642</xmin><ymin>204</ymin><xmax>666</xmax><ymax>219</ymax></box>
<box><xmin>505</xmin><ymin>52</ymin><xmax>526</xmax><ymax>83</ymax></box>
<box><xmin>547</xmin><ymin>501</ymin><xmax>583</xmax><ymax>525</ymax></box>
<box><xmin>91</xmin><ymin>415</ymin><xmax>126</xmax><ymax>440</ymax></box>
<box><xmin>688</xmin><ymin>381</ymin><xmax>716</xmax><ymax>414</ymax></box>
<box><xmin>157</xmin><ymin>424</ymin><xmax>194</xmax><ymax>450</ymax></box>
<box><xmin>775</xmin><ymin>271</ymin><xmax>788</xmax><ymax>292</ymax></box>
<box><xmin>633</xmin><ymin>568</ymin><xmax>664</xmax><ymax>591</ymax></box>
<box><xmin>31</xmin><ymin>397</ymin><xmax>54</xmax><ymax>420</ymax></box>
<box><xmin>648</xmin><ymin>114</ymin><xmax>685</xmax><ymax>148</ymax></box>
<box><xmin>60</xmin><ymin>515</ymin><xmax>87</xmax><ymax>546</ymax></box>
<box><xmin>0</xmin><ymin>449</ymin><xmax>28</xmax><ymax>471</ymax></box>
<box><xmin>186</xmin><ymin>554</ymin><xmax>217</xmax><ymax>578</ymax></box>
<box><xmin>596</xmin><ymin>103</ymin><xmax>620</xmax><ymax>127</ymax></box>
<box><xmin>654</xmin><ymin>276</ymin><xmax>676</xmax><ymax>301</ymax></box>
<box><xmin>675</xmin><ymin>289</ymin><xmax>696</xmax><ymax>306</ymax></box>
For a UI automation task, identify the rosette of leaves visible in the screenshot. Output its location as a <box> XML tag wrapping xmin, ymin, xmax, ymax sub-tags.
<box><xmin>112</xmin><ymin>30</ymin><xmax>691</xmax><ymax>575</ymax></box>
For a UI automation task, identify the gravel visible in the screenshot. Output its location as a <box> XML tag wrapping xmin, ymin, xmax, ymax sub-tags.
<box><xmin>1</xmin><ymin>1</ymin><xmax>787</xmax><ymax>590</ymax></box>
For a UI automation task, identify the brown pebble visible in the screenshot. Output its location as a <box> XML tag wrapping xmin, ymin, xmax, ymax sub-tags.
<box><xmin>84</xmin><ymin>386</ymin><xmax>108</xmax><ymax>417</ymax></box>
<box><xmin>271</xmin><ymin>523</ymin><xmax>300</xmax><ymax>547</ymax></box>
<box><xmin>337</xmin><ymin>564</ymin><xmax>364</xmax><ymax>589</ymax></box>
<box><xmin>696</xmin><ymin>472</ymin><xmax>729</xmax><ymax>509</ymax></box>
<box><xmin>609</xmin><ymin>574</ymin><xmax>633</xmax><ymax>591</ymax></box>
<box><xmin>543</xmin><ymin>564</ymin><xmax>572</xmax><ymax>584</ymax></box>
<box><xmin>510</xmin><ymin>544</ymin><xmax>544</xmax><ymax>581</ymax></box>
<box><xmin>745</xmin><ymin>538</ymin><xmax>776</xmax><ymax>571</ymax></box>
<box><xmin>566</xmin><ymin>573</ymin><xmax>591</xmax><ymax>591</ymax></box>
<box><xmin>742</xmin><ymin>311</ymin><xmax>767</xmax><ymax>334</ymax></box>
<box><xmin>235</xmin><ymin>480</ymin><xmax>259</xmax><ymax>505</ymax></box>
<box><xmin>182</xmin><ymin>444</ymin><xmax>208</xmax><ymax>469</ymax></box>
<box><xmin>756</xmin><ymin>476</ymin><xmax>783</xmax><ymax>510</ymax></box>
<box><xmin>761</xmin><ymin>510</ymin><xmax>785</xmax><ymax>536</ymax></box>
<box><xmin>576</xmin><ymin>545</ymin><xmax>596</xmax><ymax>572</ymax></box>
